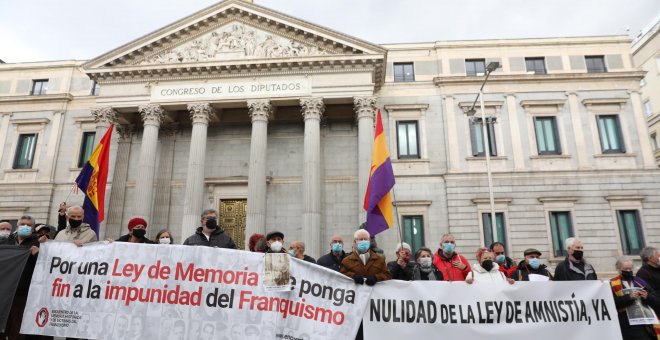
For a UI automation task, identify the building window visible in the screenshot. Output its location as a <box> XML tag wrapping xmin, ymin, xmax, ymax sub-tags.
<box><xmin>13</xmin><ymin>134</ymin><xmax>38</xmax><ymax>169</ymax></box>
<box><xmin>91</xmin><ymin>81</ymin><xmax>100</xmax><ymax>96</ymax></box>
<box><xmin>396</xmin><ymin>121</ymin><xmax>420</xmax><ymax>159</ymax></box>
<box><xmin>617</xmin><ymin>210</ymin><xmax>645</xmax><ymax>255</ymax></box>
<box><xmin>525</xmin><ymin>57</ymin><xmax>546</xmax><ymax>74</ymax></box>
<box><xmin>585</xmin><ymin>56</ymin><xmax>607</xmax><ymax>73</ymax></box>
<box><xmin>393</xmin><ymin>62</ymin><xmax>414</xmax><ymax>82</ymax></box>
<box><xmin>402</xmin><ymin>215</ymin><xmax>424</xmax><ymax>253</ymax></box>
<box><xmin>644</xmin><ymin>101</ymin><xmax>653</xmax><ymax>117</ymax></box>
<box><xmin>651</xmin><ymin>133</ymin><xmax>658</xmax><ymax>150</ymax></box>
<box><xmin>470</xmin><ymin>117</ymin><xmax>497</xmax><ymax>156</ymax></box>
<box><xmin>31</xmin><ymin>79</ymin><xmax>48</xmax><ymax>95</ymax></box>
<box><xmin>549</xmin><ymin>211</ymin><xmax>574</xmax><ymax>257</ymax></box>
<box><xmin>597</xmin><ymin>115</ymin><xmax>625</xmax><ymax>153</ymax></box>
<box><xmin>77</xmin><ymin>132</ymin><xmax>96</xmax><ymax>168</ymax></box>
<box><xmin>534</xmin><ymin>116</ymin><xmax>561</xmax><ymax>155</ymax></box>
<box><xmin>482</xmin><ymin>212</ymin><xmax>507</xmax><ymax>249</ymax></box>
<box><xmin>465</xmin><ymin>59</ymin><xmax>486</xmax><ymax>76</ymax></box>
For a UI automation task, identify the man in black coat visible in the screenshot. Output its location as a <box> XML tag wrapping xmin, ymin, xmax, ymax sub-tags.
<box><xmin>512</xmin><ymin>248</ymin><xmax>553</xmax><ymax>281</ymax></box>
<box><xmin>183</xmin><ymin>209</ymin><xmax>236</xmax><ymax>248</ymax></box>
<box><xmin>554</xmin><ymin>237</ymin><xmax>597</xmax><ymax>281</ymax></box>
<box><xmin>317</xmin><ymin>234</ymin><xmax>347</xmax><ymax>272</ymax></box>
<box><xmin>637</xmin><ymin>246</ymin><xmax>660</xmax><ymax>292</ymax></box>
<box><xmin>387</xmin><ymin>242</ymin><xmax>416</xmax><ymax>281</ymax></box>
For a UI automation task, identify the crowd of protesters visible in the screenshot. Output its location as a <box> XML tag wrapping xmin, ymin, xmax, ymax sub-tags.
<box><xmin>1</xmin><ymin>202</ymin><xmax>658</xmax><ymax>340</ymax></box>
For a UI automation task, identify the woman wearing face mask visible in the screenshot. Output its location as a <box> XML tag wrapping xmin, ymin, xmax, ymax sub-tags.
<box><xmin>610</xmin><ymin>257</ymin><xmax>660</xmax><ymax>340</ymax></box>
<box><xmin>412</xmin><ymin>247</ymin><xmax>444</xmax><ymax>281</ymax></box>
<box><xmin>116</xmin><ymin>218</ymin><xmax>154</xmax><ymax>244</ymax></box>
<box><xmin>466</xmin><ymin>248</ymin><xmax>514</xmax><ymax>284</ymax></box>
<box><xmin>155</xmin><ymin>230</ymin><xmax>174</xmax><ymax>245</ymax></box>
<box><xmin>512</xmin><ymin>248</ymin><xmax>553</xmax><ymax>281</ymax></box>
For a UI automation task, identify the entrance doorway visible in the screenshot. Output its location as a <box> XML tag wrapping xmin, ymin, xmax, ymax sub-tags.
<box><xmin>219</xmin><ymin>199</ymin><xmax>247</xmax><ymax>250</ymax></box>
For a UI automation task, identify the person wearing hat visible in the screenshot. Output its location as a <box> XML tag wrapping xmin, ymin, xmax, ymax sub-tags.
<box><xmin>265</xmin><ymin>231</ymin><xmax>286</xmax><ymax>253</ymax></box>
<box><xmin>183</xmin><ymin>209</ymin><xmax>236</xmax><ymax>248</ymax></box>
<box><xmin>116</xmin><ymin>218</ymin><xmax>154</xmax><ymax>244</ymax></box>
<box><xmin>35</xmin><ymin>224</ymin><xmax>53</xmax><ymax>240</ymax></box>
<box><xmin>512</xmin><ymin>248</ymin><xmax>553</xmax><ymax>281</ymax></box>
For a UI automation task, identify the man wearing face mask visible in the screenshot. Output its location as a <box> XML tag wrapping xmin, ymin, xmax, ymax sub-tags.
<box><xmin>490</xmin><ymin>242</ymin><xmax>517</xmax><ymax>278</ymax></box>
<box><xmin>54</xmin><ymin>205</ymin><xmax>98</xmax><ymax>246</ymax></box>
<box><xmin>611</xmin><ymin>257</ymin><xmax>660</xmax><ymax>340</ymax></box>
<box><xmin>637</xmin><ymin>247</ymin><xmax>660</xmax><ymax>292</ymax></box>
<box><xmin>289</xmin><ymin>240</ymin><xmax>316</xmax><ymax>263</ymax></box>
<box><xmin>0</xmin><ymin>221</ymin><xmax>12</xmax><ymax>242</ymax></box>
<box><xmin>432</xmin><ymin>233</ymin><xmax>471</xmax><ymax>281</ymax></box>
<box><xmin>265</xmin><ymin>231</ymin><xmax>287</xmax><ymax>253</ymax></box>
<box><xmin>387</xmin><ymin>242</ymin><xmax>415</xmax><ymax>281</ymax></box>
<box><xmin>512</xmin><ymin>248</ymin><xmax>553</xmax><ymax>281</ymax></box>
<box><xmin>183</xmin><ymin>209</ymin><xmax>236</xmax><ymax>248</ymax></box>
<box><xmin>554</xmin><ymin>237</ymin><xmax>597</xmax><ymax>281</ymax></box>
<box><xmin>116</xmin><ymin>218</ymin><xmax>155</xmax><ymax>244</ymax></box>
<box><xmin>317</xmin><ymin>235</ymin><xmax>347</xmax><ymax>271</ymax></box>
<box><xmin>340</xmin><ymin>229</ymin><xmax>391</xmax><ymax>285</ymax></box>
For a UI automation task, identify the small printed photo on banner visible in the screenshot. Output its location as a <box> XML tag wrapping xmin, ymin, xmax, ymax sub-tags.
<box><xmin>263</xmin><ymin>253</ymin><xmax>290</xmax><ymax>291</ymax></box>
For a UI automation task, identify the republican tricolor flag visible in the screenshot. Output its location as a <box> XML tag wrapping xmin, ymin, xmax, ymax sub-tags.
<box><xmin>363</xmin><ymin>110</ymin><xmax>395</xmax><ymax>236</ymax></box>
<box><xmin>75</xmin><ymin>125</ymin><xmax>113</xmax><ymax>237</ymax></box>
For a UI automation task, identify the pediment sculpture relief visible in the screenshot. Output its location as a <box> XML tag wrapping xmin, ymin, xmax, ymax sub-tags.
<box><xmin>139</xmin><ymin>23</ymin><xmax>330</xmax><ymax>65</ymax></box>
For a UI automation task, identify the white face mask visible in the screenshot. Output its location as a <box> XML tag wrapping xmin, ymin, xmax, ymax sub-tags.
<box><xmin>270</xmin><ymin>241</ymin><xmax>283</xmax><ymax>252</ymax></box>
<box><xmin>418</xmin><ymin>257</ymin><xmax>432</xmax><ymax>268</ymax></box>
<box><xmin>0</xmin><ymin>230</ymin><xmax>10</xmax><ymax>239</ymax></box>
<box><xmin>159</xmin><ymin>237</ymin><xmax>171</xmax><ymax>245</ymax></box>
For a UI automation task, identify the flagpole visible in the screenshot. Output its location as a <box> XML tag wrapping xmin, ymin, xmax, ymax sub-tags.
<box><xmin>63</xmin><ymin>183</ymin><xmax>77</xmax><ymax>204</ymax></box>
<box><xmin>391</xmin><ymin>189</ymin><xmax>404</xmax><ymax>247</ymax></box>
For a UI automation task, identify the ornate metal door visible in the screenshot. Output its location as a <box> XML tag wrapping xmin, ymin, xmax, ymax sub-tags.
<box><xmin>219</xmin><ymin>199</ymin><xmax>247</xmax><ymax>250</ymax></box>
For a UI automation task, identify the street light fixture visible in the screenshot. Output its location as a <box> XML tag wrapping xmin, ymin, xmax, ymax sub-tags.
<box><xmin>467</xmin><ymin>61</ymin><xmax>501</xmax><ymax>244</ymax></box>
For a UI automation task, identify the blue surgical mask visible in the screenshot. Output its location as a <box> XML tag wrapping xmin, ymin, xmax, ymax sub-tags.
<box><xmin>17</xmin><ymin>225</ymin><xmax>32</xmax><ymax>237</ymax></box>
<box><xmin>331</xmin><ymin>243</ymin><xmax>343</xmax><ymax>253</ymax></box>
<box><xmin>443</xmin><ymin>242</ymin><xmax>455</xmax><ymax>254</ymax></box>
<box><xmin>356</xmin><ymin>240</ymin><xmax>370</xmax><ymax>253</ymax></box>
<box><xmin>529</xmin><ymin>258</ymin><xmax>541</xmax><ymax>269</ymax></box>
<box><xmin>288</xmin><ymin>249</ymin><xmax>296</xmax><ymax>257</ymax></box>
<box><xmin>495</xmin><ymin>255</ymin><xmax>506</xmax><ymax>264</ymax></box>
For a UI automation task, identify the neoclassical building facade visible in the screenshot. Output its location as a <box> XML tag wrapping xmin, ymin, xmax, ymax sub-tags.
<box><xmin>0</xmin><ymin>0</ymin><xmax>657</xmax><ymax>273</ymax></box>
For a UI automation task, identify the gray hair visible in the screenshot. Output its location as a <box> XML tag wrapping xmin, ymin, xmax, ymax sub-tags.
<box><xmin>66</xmin><ymin>205</ymin><xmax>84</xmax><ymax>216</ymax></box>
<box><xmin>395</xmin><ymin>242</ymin><xmax>411</xmax><ymax>253</ymax></box>
<box><xmin>615</xmin><ymin>257</ymin><xmax>634</xmax><ymax>271</ymax></box>
<box><xmin>200</xmin><ymin>209</ymin><xmax>217</xmax><ymax>219</ymax></box>
<box><xmin>565</xmin><ymin>237</ymin><xmax>580</xmax><ymax>251</ymax></box>
<box><xmin>19</xmin><ymin>215</ymin><xmax>35</xmax><ymax>227</ymax></box>
<box><xmin>640</xmin><ymin>247</ymin><xmax>657</xmax><ymax>263</ymax></box>
<box><xmin>354</xmin><ymin>229</ymin><xmax>370</xmax><ymax>240</ymax></box>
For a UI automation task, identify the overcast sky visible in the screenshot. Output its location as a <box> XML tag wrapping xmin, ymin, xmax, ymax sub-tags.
<box><xmin>1</xmin><ymin>0</ymin><xmax>658</xmax><ymax>63</ymax></box>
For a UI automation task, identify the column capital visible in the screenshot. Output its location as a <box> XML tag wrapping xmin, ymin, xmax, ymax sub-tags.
<box><xmin>187</xmin><ymin>103</ymin><xmax>214</xmax><ymax>124</ymax></box>
<box><xmin>300</xmin><ymin>97</ymin><xmax>325</xmax><ymax>121</ymax></box>
<box><xmin>247</xmin><ymin>99</ymin><xmax>273</xmax><ymax>123</ymax></box>
<box><xmin>138</xmin><ymin>104</ymin><xmax>164</xmax><ymax>126</ymax></box>
<box><xmin>91</xmin><ymin>106</ymin><xmax>118</xmax><ymax>126</ymax></box>
<box><xmin>116</xmin><ymin>124</ymin><xmax>134</xmax><ymax>141</ymax></box>
<box><xmin>353</xmin><ymin>96</ymin><xmax>377</xmax><ymax>120</ymax></box>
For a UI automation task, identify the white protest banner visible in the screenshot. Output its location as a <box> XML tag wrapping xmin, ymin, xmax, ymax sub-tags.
<box><xmin>21</xmin><ymin>241</ymin><xmax>371</xmax><ymax>339</ymax></box>
<box><xmin>364</xmin><ymin>280</ymin><xmax>622</xmax><ymax>340</ymax></box>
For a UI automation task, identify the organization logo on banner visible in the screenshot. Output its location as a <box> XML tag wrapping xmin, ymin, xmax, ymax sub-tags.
<box><xmin>35</xmin><ymin>308</ymin><xmax>49</xmax><ymax>328</ymax></box>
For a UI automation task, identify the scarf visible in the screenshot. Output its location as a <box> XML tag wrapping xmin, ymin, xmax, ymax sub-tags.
<box><xmin>611</xmin><ymin>275</ymin><xmax>660</xmax><ymax>339</ymax></box>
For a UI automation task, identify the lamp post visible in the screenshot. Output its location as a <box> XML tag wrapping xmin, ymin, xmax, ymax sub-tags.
<box><xmin>467</xmin><ymin>61</ymin><xmax>500</xmax><ymax>243</ymax></box>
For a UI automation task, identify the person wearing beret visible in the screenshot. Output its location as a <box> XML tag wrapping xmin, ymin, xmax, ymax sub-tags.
<box><xmin>512</xmin><ymin>248</ymin><xmax>553</xmax><ymax>281</ymax></box>
<box><xmin>116</xmin><ymin>217</ymin><xmax>154</xmax><ymax>244</ymax></box>
<box><xmin>265</xmin><ymin>230</ymin><xmax>287</xmax><ymax>253</ymax></box>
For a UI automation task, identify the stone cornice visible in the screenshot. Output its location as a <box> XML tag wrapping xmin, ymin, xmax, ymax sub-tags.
<box><xmin>519</xmin><ymin>100</ymin><xmax>566</xmax><ymax>109</ymax></box>
<box><xmin>433</xmin><ymin>71</ymin><xmax>646</xmax><ymax>87</ymax></box>
<box><xmin>0</xmin><ymin>94</ymin><xmax>73</xmax><ymax>105</ymax></box>
<box><xmin>384</xmin><ymin>104</ymin><xmax>429</xmax><ymax>111</ymax></box>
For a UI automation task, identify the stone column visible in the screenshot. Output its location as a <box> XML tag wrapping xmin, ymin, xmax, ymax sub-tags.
<box><xmin>91</xmin><ymin>107</ymin><xmax>118</xmax><ymax>238</ymax></box>
<box><xmin>354</xmin><ymin>96</ymin><xmax>377</xmax><ymax>224</ymax></box>
<box><xmin>91</xmin><ymin>107</ymin><xmax>118</xmax><ymax>146</ymax></box>
<box><xmin>152</xmin><ymin>124</ymin><xmax>177</xmax><ymax>239</ymax></box>
<box><xmin>133</xmin><ymin>104</ymin><xmax>164</xmax><ymax>222</ymax></box>
<box><xmin>181</xmin><ymin>103</ymin><xmax>213</xmax><ymax>239</ymax></box>
<box><xmin>105</xmin><ymin>125</ymin><xmax>133</xmax><ymax>239</ymax></box>
<box><xmin>245</xmin><ymin>99</ymin><xmax>272</xmax><ymax>246</ymax></box>
<box><xmin>505</xmin><ymin>94</ymin><xmax>525</xmax><ymax>170</ymax></box>
<box><xmin>301</xmin><ymin>97</ymin><xmax>324</xmax><ymax>258</ymax></box>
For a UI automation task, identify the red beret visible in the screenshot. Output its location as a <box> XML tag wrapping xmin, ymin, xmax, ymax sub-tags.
<box><xmin>127</xmin><ymin>218</ymin><xmax>147</xmax><ymax>231</ymax></box>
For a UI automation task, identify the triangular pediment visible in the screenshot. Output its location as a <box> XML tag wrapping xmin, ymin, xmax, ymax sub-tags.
<box><xmin>84</xmin><ymin>0</ymin><xmax>385</xmax><ymax>70</ymax></box>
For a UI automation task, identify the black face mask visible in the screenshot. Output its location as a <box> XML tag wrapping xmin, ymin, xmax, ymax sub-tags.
<box><xmin>621</xmin><ymin>271</ymin><xmax>633</xmax><ymax>280</ymax></box>
<box><xmin>69</xmin><ymin>219</ymin><xmax>83</xmax><ymax>228</ymax></box>
<box><xmin>572</xmin><ymin>250</ymin><xmax>584</xmax><ymax>261</ymax></box>
<box><xmin>482</xmin><ymin>260</ymin><xmax>494</xmax><ymax>271</ymax></box>
<box><xmin>205</xmin><ymin>218</ymin><xmax>218</xmax><ymax>230</ymax></box>
<box><xmin>132</xmin><ymin>229</ymin><xmax>146</xmax><ymax>238</ymax></box>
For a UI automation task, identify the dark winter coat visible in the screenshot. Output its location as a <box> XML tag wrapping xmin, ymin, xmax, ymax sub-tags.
<box><xmin>182</xmin><ymin>227</ymin><xmax>236</xmax><ymax>249</ymax></box>
<box><xmin>636</xmin><ymin>263</ymin><xmax>660</xmax><ymax>293</ymax></box>
<box><xmin>317</xmin><ymin>251</ymin><xmax>347</xmax><ymax>272</ymax></box>
<box><xmin>553</xmin><ymin>257</ymin><xmax>597</xmax><ymax>281</ymax></box>
<box><xmin>387</xmin><ymin>260</ymin><xmax>416</xmax><ymax>281</ymax></box>
<box><xmin>511</xmin><ymin>260</ymin><xmax>553</xmax><ymax>281</ymax></box>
